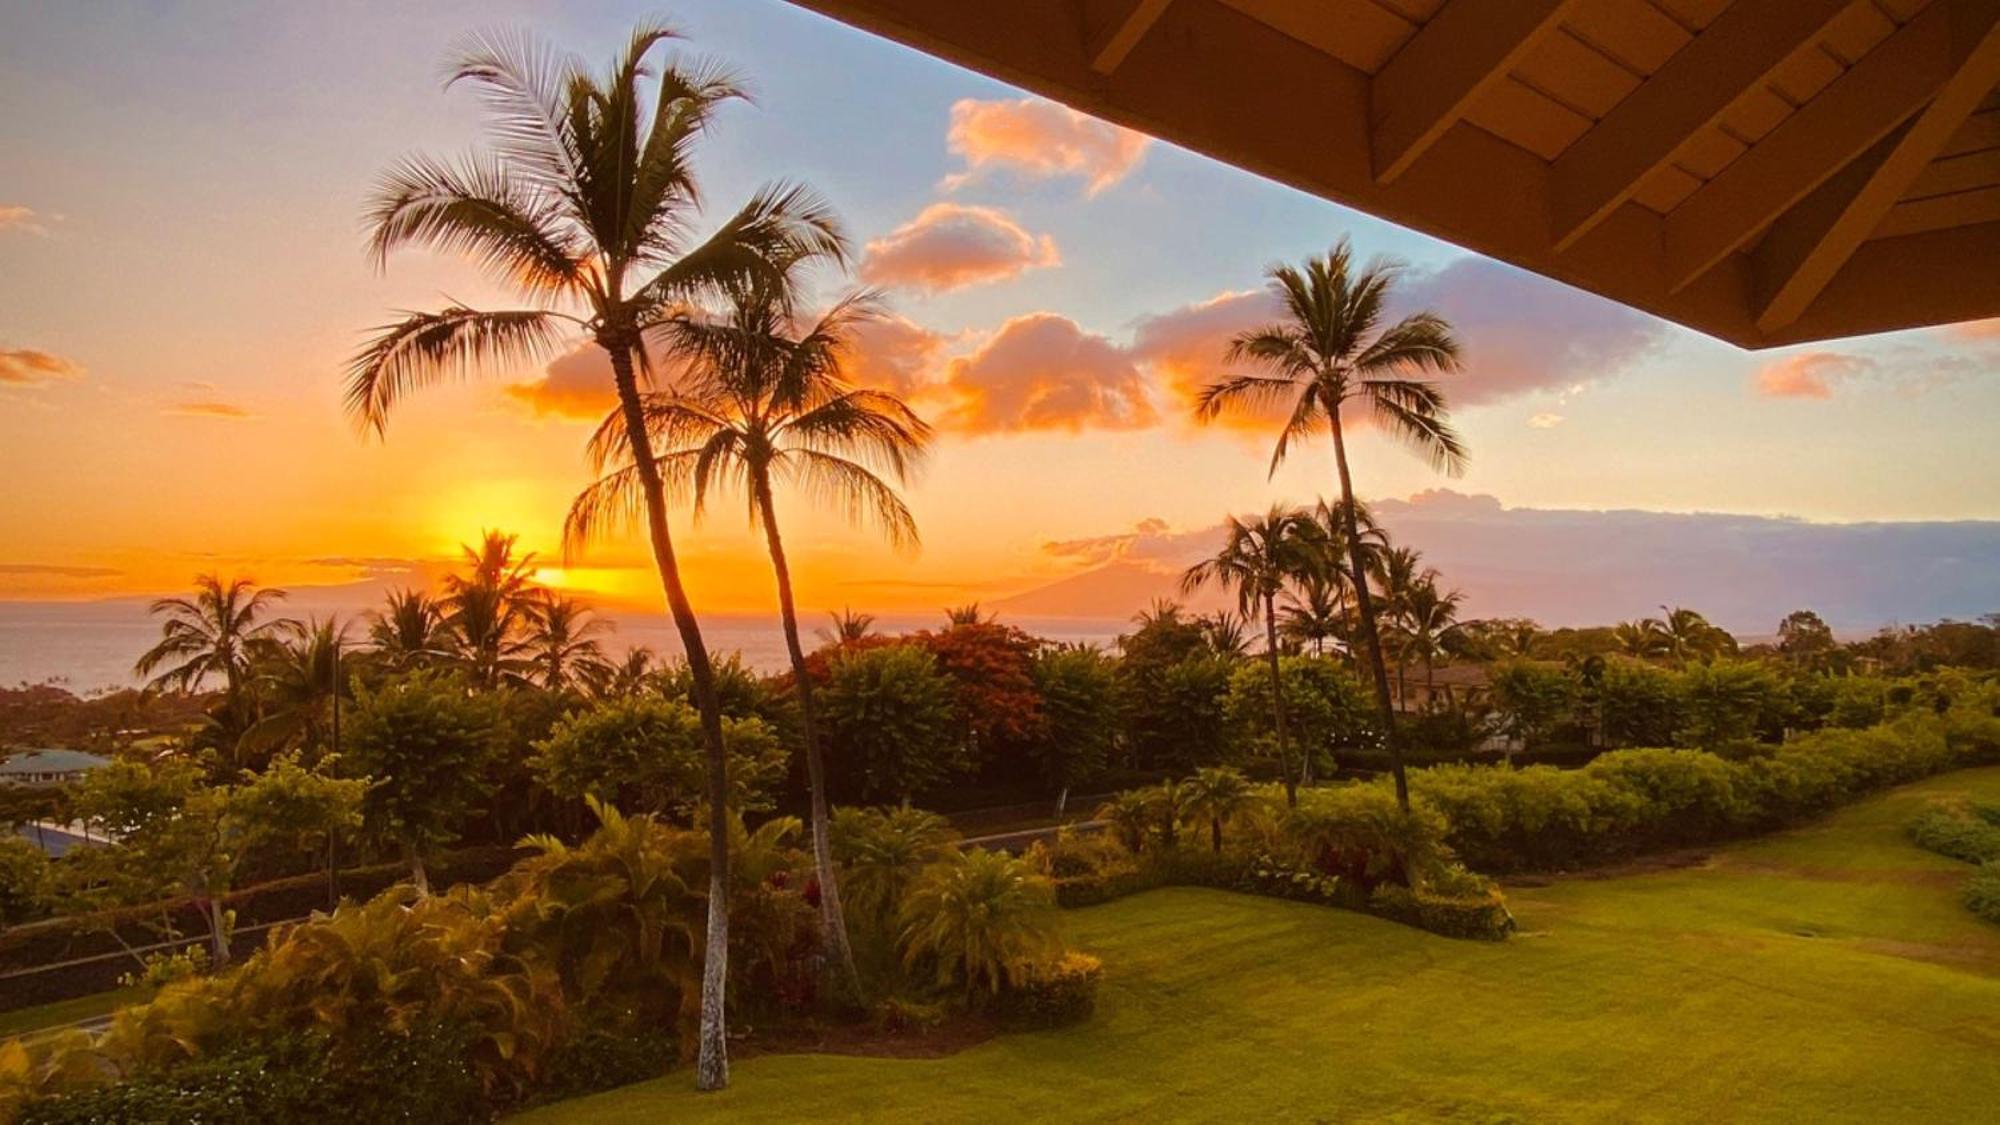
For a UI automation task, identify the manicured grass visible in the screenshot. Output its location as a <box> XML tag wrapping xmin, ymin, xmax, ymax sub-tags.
<box><xmin>0</xmin><ymin>987</ymin><xmax>145</xmax><ymax>1039</ymax></box>
<box><xmin>521</xmin><ymin>768</ymin><xmax>2000</xmax><ymax>1123</ymax></box>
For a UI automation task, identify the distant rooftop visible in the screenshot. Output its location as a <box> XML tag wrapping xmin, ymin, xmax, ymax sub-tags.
<box><xmin>0</xmin><ymin>748</ymin><xmax>113</xmax><ymax>776</ymax></box>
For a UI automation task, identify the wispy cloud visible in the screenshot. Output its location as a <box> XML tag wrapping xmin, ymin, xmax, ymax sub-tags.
<box><xmin>164</xmin><ymin>400</ymin><xmax>255</xmax><ymax>420</ymax></box>
<box><xmin>860</xmin><ymin>203</ymin><xmax>1059</xmax><ymax>294</ymax></box>
<box><xmin>0</xmin><ymin>205</ymin><xmax>51</xmax><ymax>236</ymax></box>
<box><xmin>0</xmin><ymin>349</ymin><xmax>84</xmax><ymax>388</ymax></box>
<box><xmin>1527</xmin><ymin>412</ymin><xmax>1565</xmax><ymax>429</ymax></box>
<box><xmin>0</xmin><ymin>563</ymin><xmax>123</xmax><ymax>578</ymax></box>
<box><xmin>942</xmin><ymin>97</ymin><xmax>1149</xmax><ymax>196</ymax></box>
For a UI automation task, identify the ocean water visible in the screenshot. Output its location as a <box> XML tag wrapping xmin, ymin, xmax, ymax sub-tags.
<box><xmin>0</xmin><ymin>600</ymin><xmax>1124</xmax><ymax>693</ymax></box>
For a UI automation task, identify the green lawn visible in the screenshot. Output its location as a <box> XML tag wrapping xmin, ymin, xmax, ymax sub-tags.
<box><xmin>0</xmin><ymin>988</ymin><xmax>145</xmax><ymax>1040</ymax></box>
<box><xmin>524</xmin><ymin>767</ymin><xmax>2000</xmax><ymax>1123</ymax></box>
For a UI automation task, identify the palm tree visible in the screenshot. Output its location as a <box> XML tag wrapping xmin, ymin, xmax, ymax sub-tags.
<box><xmin>523</xmin><ymin>592</ymin><xmax>614</xmax><ymax>693</ymax></box>
<box><xmin>817</xmin><ymin>607</ymin><xmax>876</xmax><ymax>646</ymax></box>
<box><xmin>1278</xmin><ymin>574</ymin><xmax>1344</xmax><ymax>657</ymax></box>
<box><xmin>1182</xmin><ymin>506</ymin><xmax>1317</xmax><ymax>806</ymax></box>
<box><xmin>567</xmin><ymin>280</ymin><xmax>931</xmax><ymax>999</ymax></box>
<box><xmin>1399</xmin><ymin>580</ymin><xmax>1464</xmax><ymax>702</ymax></box>
<box><xmin>346</xmin><ymin>24</ymin><xmax>843</xmax><ymax>1088</ymax></box>
<box><xmin>593</xmin><ymin>645</ymin><xmax>660</xmax><ymax>698</ymax></box>
<box><xmin>1374</xmin><ymin>546</ymin><xmax>1440</xmax><ymax>702</ymax></box>
<box><xmin>135</xmin><ymin>576</ymin><xmax>288</xmax><ymax>753</ymax></box>
<box><xmin>1200</xmin><ymin>611</ymin><xmax>1253</xmax><ymax>658</ymax></box>
<box><xmin>1195</xmin><ymin>240</ymin><xmax>1466</xmax><ymax>810</ymax></box>
<box><xmin>1180</xmin><ymin>766</ymin><xmax>1256</xmax><ymax>853</ymax></box>
<box><xmin>1656</xmin><ymin>605</ymin><xmax>1734</xmax><ymax>665</ymax></box>
<box><xmin>1494</xmin><ymin>619</ymin><xmax>1542</xmax><ymax>660</ymax></box>
<box><xmin>1613</xmin><ymin>619</ymin><xmax>1667</xmax><ymax>660</ymax></box>
<box><xmin>442</xmin><ymin>532</ymin><xmax>539</xmax><ymax>689</ymax></box>
<box><xmin>366</xmin><ymin>588</ymin><xmax>450</xmax><ymax>670</ymax></box>
<box><xmin>243</xmin><ymin>617</ymin><xmax>353</xmax><ymax>764</ymax></box>
<box><xmin>944</xmin><ymin>602</ymin><xmax>994</xmax><ymax>627</ymax></box>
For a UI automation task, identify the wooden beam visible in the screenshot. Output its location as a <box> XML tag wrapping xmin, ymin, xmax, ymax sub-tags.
<box><xmin>1754</xmin><ymin>0</ymin><xmax>2000</xmax><ymax>332</ymax></box>
<box><xmin>1550</xmin><ymin>0</ymin><xmax>1856</xmax><ymax>251</ymax></box>
<box><xmin>1369</xmin><ymin>0</ymin><xmax>1581</xmax><ymax>184</ymax></box>
<box><xmin>1085</xmin><ymin>0</ymin><xmax>1173</xmax><ymax>75</ymax></box>
<box><xmin>1661</xmin><ymin>1</ymin><xmax>1966</xmax><ymax>292</ymax></box>
<box><xmin>1763</xmin><ymin>219</ymin><xmax>2000</xmax><ymax>345</ymax></box>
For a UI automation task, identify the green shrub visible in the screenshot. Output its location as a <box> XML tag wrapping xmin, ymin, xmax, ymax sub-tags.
<box><xmin>994</xmin><ymin>952</ymin><xmax>1102</xmax><ymax>1029</ymax></box>
<box><xmin>18</xmin><ymin>1023</ymin><xmax>488</xmax><ymax>1125</ymax></box>
<box><xmin>1964</xmin><ymin>863</ymin><xmax>2000</xmax><ymax>925</ymax></box>
<box><xmin>1366</xmin><ymin>885</ymin><xmax>1515</xmax><ymax>942</ymax></box>
<box><xmin>1281</xmin><ymin>783</ymin><xmax>1448</xmax><ymax>888</ymax></box>
<box><xmin>1909</xmin><ymin>805</ymin><xmax>2000</xmax><ymax>865</ymax></box>
<box><xmin>535</xmin><ymin>1027</ymin><xmax>676</xmax><ymax>1103</ymax></box>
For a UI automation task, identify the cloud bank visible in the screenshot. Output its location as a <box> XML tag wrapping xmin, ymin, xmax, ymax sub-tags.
<box><xmin>1011</xmin><ymin>490</ymin><xmax>2000</xmax><ymax>632</ymax></box>
<box><xmin>936</xmin><ymin>314</ymin><xmax>1155</xmax><ymax>434</ymax></box>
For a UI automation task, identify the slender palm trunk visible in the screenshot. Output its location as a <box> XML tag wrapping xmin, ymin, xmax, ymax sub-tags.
<box><xmin>1210</xmin><ymin>816</ymin><xmax>1223</xmax><ymax>854</ymax></box>
<box><xmin>752</xmin><ymin>473</ymin><xmax>863</xmax><ymax>1000</ymax></box>
<box><xmin>1328</xmin><ymin>406</ymin><xmax>1411</xmax><ymax>811</ymax></box>
<box><xmin>1262</xmin><ymin>591</ymin><xmax>1297</xmax><ymax>808</ymax></box>
<box><xmin>607</xmin><ymin>340</ymin><xmax>732</xmax><ymax>1091</ymax></box>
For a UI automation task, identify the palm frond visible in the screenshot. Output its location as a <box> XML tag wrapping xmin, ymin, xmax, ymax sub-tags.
<box><xmin>346</xmin><ymin>307</ymin><xmax>571</xmax><ymax>434</ymax></box>
<box><xmin>365</xmin><ymin>153</ymin><xmax>583</xmax><ymax>296</ymax></box>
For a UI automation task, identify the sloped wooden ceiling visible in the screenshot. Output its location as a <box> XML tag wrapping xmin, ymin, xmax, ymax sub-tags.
<box><xmin>787</xmin><ymin>0</ymin><xmax>2000</xmax><ymax>347</ymax></box>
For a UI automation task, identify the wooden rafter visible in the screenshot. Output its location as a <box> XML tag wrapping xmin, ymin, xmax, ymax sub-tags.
<box><xmin>1661</xmin><ymin>1</ymin><xmax>1976</xmax><ymax>294</ymax></box>
<box><xmin>1084</xmin><ymin>0</ymin><xmax>1174</xmax><ymax>75</ymax></box>
<box><xmin>1753</xmin><ymin>0</ymin><xmax>2000</xmax><ymax>333</ymax></box>
<box><xmin>1550</xmin><ymin>0</ymin><xmax>1858</xmax><ymax>251</ymax></box>
<box><xmin>1369</xmin><ymin>0</ymin><xmax>1581</xmax><ymax>184</ymax></box>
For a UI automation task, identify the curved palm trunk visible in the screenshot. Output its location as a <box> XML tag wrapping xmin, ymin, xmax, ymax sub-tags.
<box><xmin>608</xmin><ymin>341</ymin><xmax>733</xmax><ymax>1091</ymax></box>
<box><xmin>1261</xmin><ymin>591</ymin><xmax>1297</xmax><ymax>808</ymax></box>
<box><xmin>752</xmin><ymin>473</ymin><xmax>863</xmax><ymax>1000</ymax></box>
<box><xmin>1328</xmin><ymin>408</ymin><xmax>1411</xmax><ymax>811</ymax></box>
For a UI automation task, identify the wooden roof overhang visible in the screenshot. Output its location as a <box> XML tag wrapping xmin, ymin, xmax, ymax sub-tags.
<box><xmin>787</xmin><ymin>0</ymin><xmax>2000</xmax><ymax>347</ymax></box>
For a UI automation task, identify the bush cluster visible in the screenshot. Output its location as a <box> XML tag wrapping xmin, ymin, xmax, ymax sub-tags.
<box><xmin>1413</xmin><ymin>711</ymin><xmax>2000</xmax><ymax>872</ymax></box>
<box><xmin>1908</xmin><ymin>804</ymin><xmax>2000</xmax><ymax>865</ymax></box>
<box><xmin>1965</xmin><ymin>863</ymin><xmax>2000</xmax><ymax>925</ymax></box>
<box><xmin>992</xmin><ymin>952</ymin><xmax>1102</xmax><ymax>1029</ymax></box>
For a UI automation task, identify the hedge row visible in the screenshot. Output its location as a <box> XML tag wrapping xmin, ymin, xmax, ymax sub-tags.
<box><xmin>1052</xmin><ymin>848</ymin><xmax>1513</xmax><ymax>942</ymax></box>
<box><xmin>1966</xmin><ymin>864</ymin><xmax>2000</xmax><ymax>925</ymax></box>
<box><xmin>1409</xmin><ymin>710</ymin><xmax>2000</xmax><ymax>874</ymax></box>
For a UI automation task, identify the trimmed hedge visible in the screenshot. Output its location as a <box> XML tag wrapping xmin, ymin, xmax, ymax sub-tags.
<box><xmin>1366</xmin><ymin>885</ymin><xmax>1515</xmax><ymax>942</ymax></box>
<box><xmin>1909</xmin><ymin>806</ymin><xmax>2000</xmax><ymax>865</ymax></box>
<box><xmin>1966</xmin><ymin>863</ymin><xmax>2000</xmax><ymax>925</ymax></box>
<box><xmin>1412</xmin><ymin>711</ymin><xmax>2000</xmax><ymax>873</ymax></box>
<box><xmin>994</xmin><ymin>952</ymin><xmax>1101</xmax><ymax>1029</ymax></box>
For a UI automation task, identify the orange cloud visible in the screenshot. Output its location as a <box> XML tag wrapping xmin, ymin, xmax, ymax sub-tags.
<box><xmin>0</xmin><ymin>205</ymin><xmax>49</xmax><ymax>236</ymax></box>
<box><xmin>165</xmin><ymin>400</ymin><xmax>254</xmax><ymax>420</ymax></box>
<box><xmin>1756</xmin><ymin>352</ymin><xmax>1871</xmax><ymax>399</ymax></box>
<box><xmin>1951</xmin><ymin>318</ymin><xmax>2000</xmax><ymax>339</ymax></box>
<box><xmin>859</xmin><ymin>203</ymin><xmax>1059</xmax><ymax>294</ymax></box>
<box><xmin>506</xmin><ymin>343</ymin><xmax>620</xmax><ymax>422</ymax></box>
<box><xmin>937</xmin><ymin>313</ymin><xmax>1156</xmax><ymax>435</ymax></box>
<box><xmin>846</xmin><ymin>312</ymin><xmax>950</xmax><ymax>397</ymax></box>
<box><xmin>0</xmin><ymin>348</ymin><xmax>83</xmax><ymax>387</ymax></box>
<box><xmin>1128</xmin><ymin>288</ymin><xmax>1284</xmax><ymax>429</ymax></box>
<box><xmin>944</xmin><ymin>97</ymin><xmax>1150</xmax><ymax>196</ymax></box>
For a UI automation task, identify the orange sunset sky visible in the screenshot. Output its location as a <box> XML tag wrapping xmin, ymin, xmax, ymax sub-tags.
<box><xmin>3</xmin><ymin>1</ymin><xmax>1998</xmax><ymax>622</ymax></box>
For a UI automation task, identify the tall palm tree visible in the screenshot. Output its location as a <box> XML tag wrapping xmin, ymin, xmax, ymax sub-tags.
<box><xmin>346</xmin><ymin>24</ymin><xmax>843</xmax><ymax>1088</ymax></box>
<box><xmin>442</xmin><ymin>532</ymin><xmax>539</xmax><ymax>689</ymax></box>
<box><xmin>135</xmin><ymin>576</ymin><xmax>288</xmax><ymax>746</ymax></box>
<box><xmin>1181</xmin><ymin>506</ymin><xmax>1318</xmax><ymax>806</ymax></box>
<box><xmin>1278</xmin><ymin>573</ymin><xmax>1344</xmax><ymax>657</ymax></box>
<box><xmin>566</xmin><ymin>281</ymin><xmax>931</xmax><ymax>999</ymax></box>
<box><xmin>523</xmin><ymin>592</ymin><xmax>614</xmax><ymax>693</ymax></box>
<box><xmin>367</xmin><ymin>588</ymin><xmax>450</xmax><ymax>670</ymax></box>
<box><xmin>1195</xmin><ymin>240</ymin><xmax>1466</xmax><ymax>810</ymax></box>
